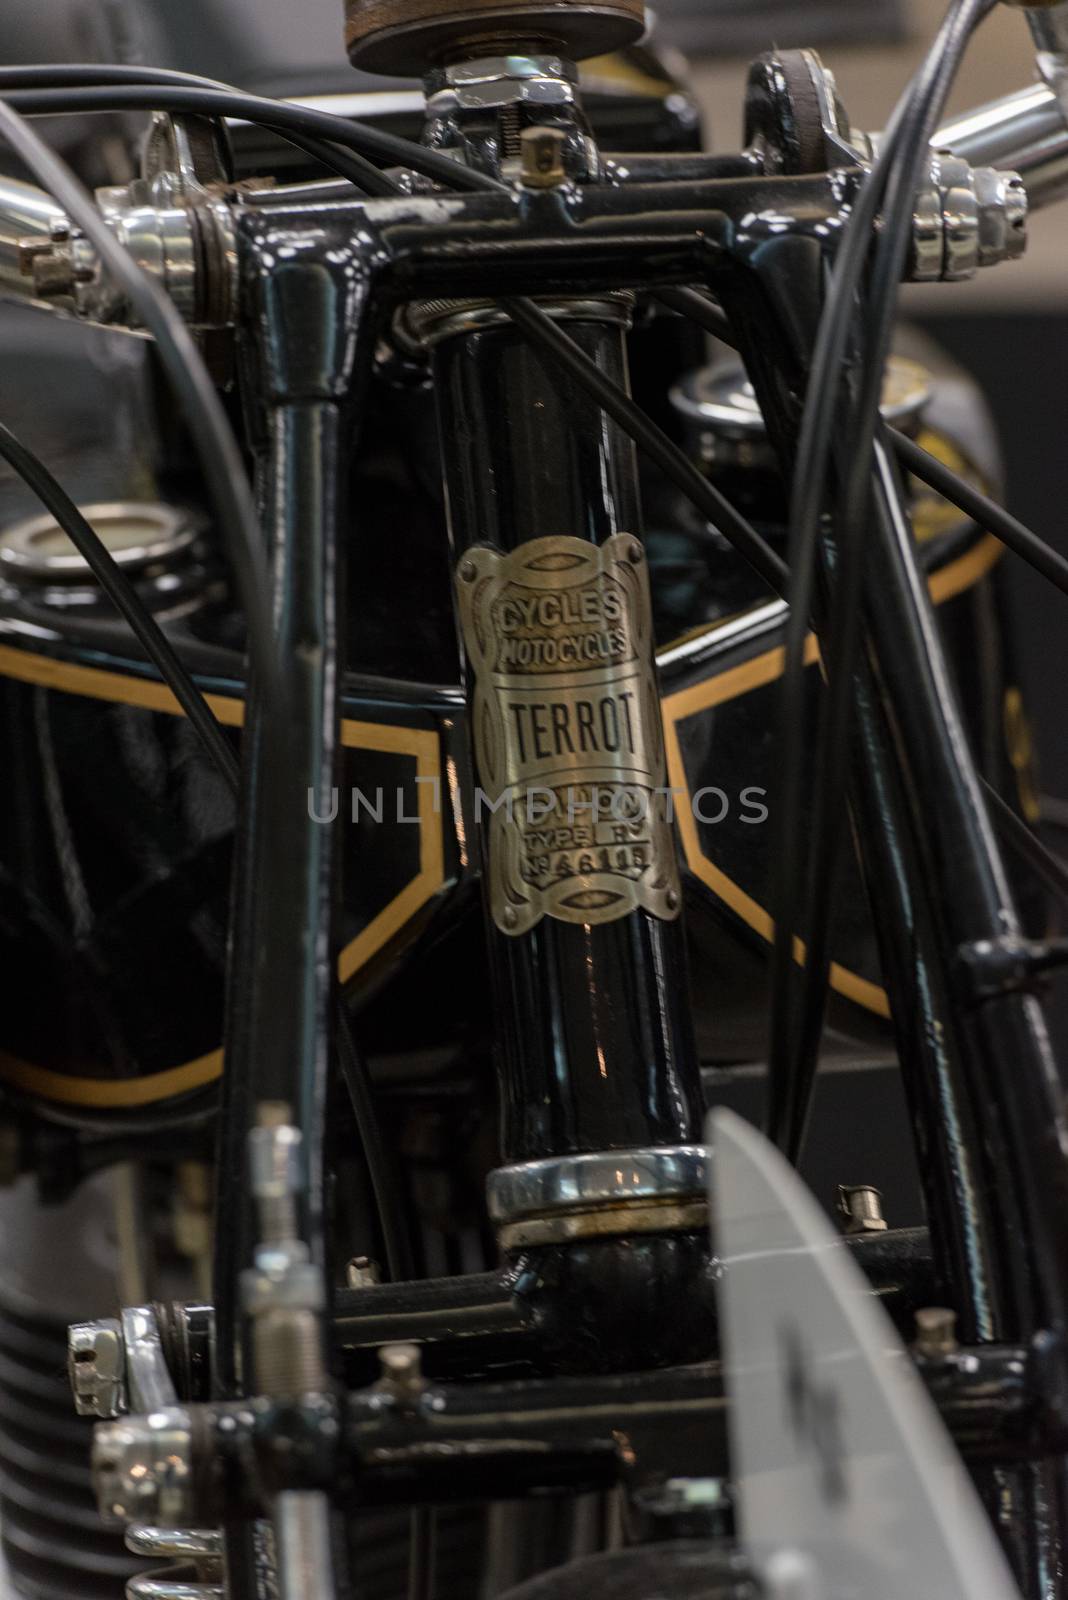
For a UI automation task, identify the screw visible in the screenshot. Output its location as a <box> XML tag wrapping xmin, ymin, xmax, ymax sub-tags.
<box><xmin>626</xmin><ymin>538</ymin><xmax>644</xmax><ymax>564</ymax></box>
<box><xmin>68</xmin><ymin>1319</ymin><xmax>126</xmax><ymax>1419</ymax></box>
<box><xmin>501</xmin><ymin>905</ymin><xmax>518</xmax><ymax>930</ymax></box>
<box><xmin>519</xmin><ymin>126</ymin><xmax>568</xmax><ymax>190</ymax></box>
<box><xmin>459</xmin><ymin>558</ymin><xmax>477</xmax><ymax>583</ymax></box>
<box><xmin>835</xmin><ymin>1184</ymin><xmax>887</xmax><ymax>1235</ymax></box>
<box><xmin>914</xmin><ymin>1305</ymin><xmax>958</xmax><ymax>1358</ymax></box>
<box><xmin>666</xmin><ymin>888</ymin><xmax>680</xmax><ymax>912</ymax></box>
<box><xmin>346</xmin><ymin>1255</ymin><xmax>381</xmax><ymax>1289</ymax></box>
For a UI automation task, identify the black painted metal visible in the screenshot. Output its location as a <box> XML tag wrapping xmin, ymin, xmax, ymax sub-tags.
<box><xmin>722</xmin><ymin>222</ymin><xmax>1068</xmax><ymax>1586</ymax></box>
<box><xmin>432</xmin><ymin>317</ymin><xmax>703</xmax><ymax>1162</ymax></box>
<box><xmin>9</xmin><ymin>105</ymin><xmax>1057</xmax><ymax>1588</ymax></box>
<box><xmin>213</xmin><ymin>219</ymin><xmax>372</xmax><ymax>1389</ymax></box>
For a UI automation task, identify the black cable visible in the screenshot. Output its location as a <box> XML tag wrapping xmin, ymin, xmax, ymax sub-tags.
<box><xmin>984</xmin><ymin>779</ymin><xmax>1068</xmax><ymax>907</ymax></box>
<box><xmin>408</xmin><ymin>1506</ymin><xmax>437</xmax><ymax>1600</ymax></box>
<box><xmin>0</xmin><ymin>82</ymin><xmax>504</xmax><ymax>197</ymax></box>
<box><xmin>656</xmin><ymin>288</ymin><xmax>1068</xmax><ymax>608</ymax></box>
<box><xmin>767</xmin><ymin>0</ymin><xmax>995</xmax><ymax>1159</ymax></box>
<box><xmin>501</xmin><ymin>297</ymin><xmax>789</xmax><ymax>597</ymax></box>
<box><xmin>0</xmin><ymin>421</ymin><xmax>240</xmax><ymax>789</ymax></box>
<box><xmin>764</xmin><ymin>160</ymin><xmax>900</xmax><ymax>1144</ymax></box>
<box><xmin>892</xmin><ymin>428</ymin><xmax>1068</xmax><ymax>599</ymax></box>
<box><xmin>335</xmin><ymin>1016</ymin><xmax>414</xmax><ymax>1283</ymax></box>
<box><xmin>0</xmin><ymin>98</ymin><xmax>278</xmax><ymax>709</ymax></box>
<box><xmin>0</xmin><ymin>71</ymin><xmax>784</xmax><ymax>612</ymax></box>
<box><xmin>0</xmin><ymin>419</ymin><xmax>410</xmax><ymax>1275</ymax></box>
<box><xmin>0</xmin><ymin>63</ymin><xmax>391</xmax><ymax>192</ymax></box>
<box><xmin>654</xmin><ymin>286</ymin><xmax>737</xmax><ymax>348</ymax></box>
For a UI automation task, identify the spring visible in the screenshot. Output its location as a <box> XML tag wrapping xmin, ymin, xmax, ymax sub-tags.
<box><xmin>124</xmin><ymin>1527</ymin><xmax>225</xmax><ymax>1600</ymax></box>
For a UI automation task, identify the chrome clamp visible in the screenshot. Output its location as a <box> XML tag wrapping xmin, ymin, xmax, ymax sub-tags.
<box><xmin>910</xmin><ymin>152</ymin><xmax>1028</xmax><ymax>280</ymax></box>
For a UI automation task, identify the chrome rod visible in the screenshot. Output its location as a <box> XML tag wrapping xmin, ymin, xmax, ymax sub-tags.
<box><xmin>935</xmin><ymin>80</ymin><xmax>1068</xmax><ymax>207</ymax></box>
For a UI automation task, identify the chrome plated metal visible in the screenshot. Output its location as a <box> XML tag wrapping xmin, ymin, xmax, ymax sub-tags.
<box><xmin>248</xmin><ymin>1120</ymin><xmax>303</xmax><ymax>1249</ymax></box>
<box><xmin>935</xmin><ymin>81</ymin><xmax>1068</xmax><ymax>207</ymax></box>
<box><xmin>0</xmin><ymin>501</ymin><xmax>198</xmax><ymax>583</ymax></box>
<box><xmin>486</xmin><ymin>1145</ymin><xmax>708</xmax><ymax>1223</ymax></box>
<box><xmin>422</xmin><ymin>50</ymin><xmax>597</xmax><ymax>182</ymax></box>
<box><xmin>835</xmin><ymin>1185</ymin><xmax>888</xmax><ymax>1236</ymax></box>
<box><xmin>126</xmin><ymin>1527</ymin><xmax>226</xmax><ymax>1600</ymax></box>
<box><xmin>671</xmin><ymin>357</ymin><xmax>931</xmax><ymax>467</ymax></box>
<box><xmin>0</xmin><ymin>175</ymin><xmax>66</xmax><ymax>300</ymax></box>
<box><xmin>401</xmin><ymin>291</ymin><xmax>633</xmax><ymax>348</ymax></box>
<box><xmin>69</xmin><ymin>1317</ymin><xmax>127</xmax><ymax>1419</ymax></box>
<box><xmin>914</xmin><ymin>1306</ymin><xmax>960</xmax><ymax>1358</ymax></box>
<box><xmin>92</xmin><ymin>1407</ymin><xmax>196</xmax><ymax>1527</ymax></box>
<box><xmin>377</xmin><ymin>1341</ymin><xmax>425</xmax><ymax>1405</ymax></box>
<box><xmin>274</xmin><ymin>1491</ymin><xmax>335</xmax><ymax>1600</ymax></box>
<box><xmin>498</xmin><ymin>1197</ymin><xmax>709</xmax><ymax>1248</ymax></box>
<box><xmin>21</xmin><ymin>168</ymin><xmax>237</xmax><ymax>329</ymax></box>
<box><xmin>346</xmin><ymin>1255</ymin><xmax>381</xmax><ymax>1288</ymax></box>
<box><xmin>122</xmin><ymin>1304</ymin><xmax>180</xmax><ymax>1412</ymax></box>
<box><xmin>127</xmin><ymin>1530</ymin><xmax>225</xmax><ymax>1562</ymax></box>
<box><xmin>424</xmin><ymin>52</ymin><xmax>580</xmax><ymax>115</ymax></box>
<box><xmin>907</xmin><ymin>153</ymin><xmax>1028</xmax><ymax>279</ymax></box>
<box><xmin>242</xmin><ymin>1117</ymin><xmax>329</xmax><ymax>1396</ymax></box>
<box><xmin>910</xmin><ymin>184</ymin><xmax>946</xmax><ymax>281</ymax></box>
<box><xmin>127</xmin><ymin>1579</ymin><xmax>225</xmax><ymax>1600</ymax></box>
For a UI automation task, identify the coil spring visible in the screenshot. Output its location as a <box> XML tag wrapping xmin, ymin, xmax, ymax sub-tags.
<box><xmin>124</xmin><ymin>1527</ymin><xmax>225</xmax><ymax>1600</ymax></box>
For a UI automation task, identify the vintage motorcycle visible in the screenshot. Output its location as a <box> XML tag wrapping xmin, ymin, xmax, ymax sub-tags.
<box><xmin>0</xmin><ymin>0</ymin><xmax>1066</xmax><ymax>1593</ymax></box>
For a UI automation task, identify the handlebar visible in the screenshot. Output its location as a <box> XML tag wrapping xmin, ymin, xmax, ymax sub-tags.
<box><xmin>935</xmin><ymin>79</ymin><xmax>1068</xmax><ymax>207</ymax></box>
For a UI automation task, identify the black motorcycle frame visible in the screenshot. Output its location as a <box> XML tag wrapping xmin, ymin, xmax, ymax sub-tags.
<box><xmin>214</xmin><ymin>154</ymin><xmax>1068</xmax><ymax>1590</ymax></box>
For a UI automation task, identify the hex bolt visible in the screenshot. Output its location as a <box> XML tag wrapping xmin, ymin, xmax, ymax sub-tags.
<box><xmin>835</xmin><ymin>1184</ymin><xmax>887</xmax><ymax>1235</ymax></box>
<box><xmin>519</xmin><ymin>126</ymin><xmax>568</xmax><ymax>189</ymax></box>
<box><xmin>68</xmin><ymin>1318</ymin><xmax>126</xmax><ymax>1418</ymax></box>
<box><xmin>914</xmin><ymin>1305</ymin><xmax>959</xmax><ymax>1358</ymax></box>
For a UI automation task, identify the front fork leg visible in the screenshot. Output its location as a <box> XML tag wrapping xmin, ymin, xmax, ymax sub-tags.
<box><xmin>723</xmin><ymin>234</ymin><xmax>1068</xmax><ymax>1596</ymax></box>
<box><xmin>427</xmin><ymin>301</ymin><xmax>715</xmax><ymax>1371</ymax></box>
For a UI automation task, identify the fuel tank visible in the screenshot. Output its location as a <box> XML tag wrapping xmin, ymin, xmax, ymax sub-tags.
<box><xmin>0</xmin><ymin>307</ymin><xmax>1039</xmax><ymax>1123</ymax></box>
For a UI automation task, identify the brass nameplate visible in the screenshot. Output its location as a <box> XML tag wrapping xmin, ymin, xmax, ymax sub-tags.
<box><xmin>456</xmin><ymin>533</ymin><xmax>681</xmax><ymax>935</ymax></box>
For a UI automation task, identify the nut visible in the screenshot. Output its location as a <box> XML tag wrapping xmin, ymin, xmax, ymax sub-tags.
<box><xmin>68</xmin><ymin>1319</ymin><xmax>126</xmax><ymax>1419</ymax></box>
